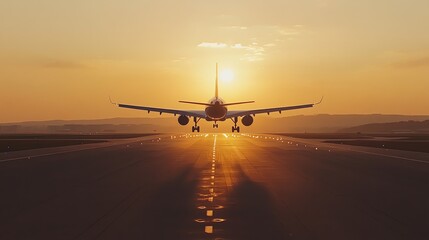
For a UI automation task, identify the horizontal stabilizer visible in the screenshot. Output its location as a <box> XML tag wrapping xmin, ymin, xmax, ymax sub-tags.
<box><xmin>179</xmin><ymin>100</ymin><xmax>255</xmax><ymax>106</ymax></box>
<box><xmin>221</xmin><ymin>101</ymin><xmax>255</xmax><ymax>106</ymax></box>
<box><xmin>179</xmin><ymin>101</ymin><xmax>212</xmax><ymax>106</ymax></box>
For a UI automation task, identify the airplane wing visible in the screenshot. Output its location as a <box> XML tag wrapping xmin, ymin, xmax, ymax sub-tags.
<box><xmin>115</xmin><ymin>103</ymin><xmax>206</xmax><ymax>118</ymax></box>
<box><xmin>226</xmin><ymin>98</ymin><xmax>322</xmax><ymax>118</ymax></box>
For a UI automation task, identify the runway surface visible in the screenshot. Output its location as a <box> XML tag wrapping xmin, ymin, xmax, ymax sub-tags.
<box><xmin>0</xmin><ymin>133</ymin><xmax>428</xmax><ymax>240</ymax></box>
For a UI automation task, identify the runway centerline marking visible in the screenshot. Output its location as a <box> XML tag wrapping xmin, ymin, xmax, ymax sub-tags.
<box><xmin>195</xmin><ymin>134</ymin><xmax>229</xmax><ymax>237</ymax></box>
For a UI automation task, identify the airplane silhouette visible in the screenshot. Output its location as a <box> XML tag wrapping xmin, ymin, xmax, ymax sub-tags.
<box><xmin>111</xmin><ymin>64</ymin><xmax>322</xmax><ymax>132</ymax></box>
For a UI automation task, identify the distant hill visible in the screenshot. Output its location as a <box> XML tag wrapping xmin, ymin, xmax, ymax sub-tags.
<box><xmin>1</xmin><ymin>114</ymin><xmax>428</xmax><ymax>133</ymax></box>
<box><xmin>339</xmin><ymin>120</ymin><xmax>429</xmax><ymax>133</ymax></box>
<box><xmin>255</xmin><ymin>114</ymin><xmax>429</xmax><ymax>133</ymax></box>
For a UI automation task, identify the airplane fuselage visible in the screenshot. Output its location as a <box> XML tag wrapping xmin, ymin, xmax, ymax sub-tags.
<box><xmin>205</xmin><ymin>97</ymin><xmax>227</xmax><ymax>121</ymax></box>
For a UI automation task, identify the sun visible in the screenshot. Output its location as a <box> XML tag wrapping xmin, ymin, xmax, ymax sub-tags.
<box><xmin>219</xmin><ymin>69</ymin><xmax>234</xmax><ymax>83</ymax></box>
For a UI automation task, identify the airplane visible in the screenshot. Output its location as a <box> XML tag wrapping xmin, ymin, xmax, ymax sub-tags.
<box><xmin>111</xmin><ymin>64</ymin><xmax>322</xmax><ymax>132</ymax></box>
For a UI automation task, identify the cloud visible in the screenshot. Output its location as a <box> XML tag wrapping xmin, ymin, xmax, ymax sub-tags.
<box><xmin>197</xmin><ymin>25</ymin><xmax>304</xmax><ymax>62</ymax></box>
<box><xmin>230</xmin><ymin>43</ymin><xmax>248</xmax><ymax>49</ymax></box>
<box><xmin>197</xmin><ymin>42</ymin><xmax>228</xmax><ymax>48</ymax></box>
<box><xmin>231</xmin><ymin>43</ymin><xmax>265</xmax><ymax>61</ymax></box>
<box><xmin>197</xmin><ymin>42</ymin><xmax>265</xmax><ymax>61</ymax></box>
<box><xmin>392</xmin><ymin>57</ymin><xmax>429</xmax><ymax>68</ymax></box>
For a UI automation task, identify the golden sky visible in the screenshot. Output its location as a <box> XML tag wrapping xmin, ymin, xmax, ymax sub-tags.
<box><xmin>1</xmin><ymin>0</ymin><xmax>429</xmax><ymax>122</ymax></box>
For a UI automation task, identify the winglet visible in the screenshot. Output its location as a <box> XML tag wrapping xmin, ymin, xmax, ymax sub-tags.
<box><xmin>315</xmin><ymin>96</ymin><xmax>324</xmax><ymax>105</ymax></box>
<box><xmin>109</xmin><ymin>96</ymin><xmax>117</xmax><ymax>106</ymax></box>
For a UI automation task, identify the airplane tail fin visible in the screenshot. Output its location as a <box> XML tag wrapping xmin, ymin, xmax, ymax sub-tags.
<box><xmin>215</xmin><ymin>63</ymin><xmax>218</xmax><ymax>99</ymax></box>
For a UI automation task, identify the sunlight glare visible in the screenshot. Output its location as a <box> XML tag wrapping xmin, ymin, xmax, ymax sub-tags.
<box><xmin>219</xmin><ymin>69</ymin><xmax>234</xmax><ymax>83</ymax></box>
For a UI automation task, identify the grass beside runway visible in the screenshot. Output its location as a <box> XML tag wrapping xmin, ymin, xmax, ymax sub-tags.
<box><xmin>0</xmin><ymin>133</ymin><xmax>158</xmax><ymax>152</ymax></box>
<box><xmin>325</xmin><ymin>139</ymin><xmax>429</xmax><ymax>153</ymax></box>
<box><xmin>275</xmin><ymin>133</ymin><xmax>429</xmax><ymax>153</ymax></box>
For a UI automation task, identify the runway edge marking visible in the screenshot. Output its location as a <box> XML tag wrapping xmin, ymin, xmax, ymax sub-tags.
<box><xmin>0</xmin><ymin>135</ymin><xmax>163</xmax><ymax>163</ymax></box>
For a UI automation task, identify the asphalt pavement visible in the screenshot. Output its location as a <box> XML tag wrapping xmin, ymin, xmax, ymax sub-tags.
<box><xmin>0</xmin><ymin>133</ymin><xmax>428</xmax><ymax>240</ymax></box>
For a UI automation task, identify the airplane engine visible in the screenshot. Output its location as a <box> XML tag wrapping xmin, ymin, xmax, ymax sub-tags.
<box><xmin>241</xmin><ymin>115</ymin><xmax>254</xmax><ymax>126</ymax></box>
<box><xmin>178</xmin><ymin>115</ymin><xmax>189</xmax><ymax>125</ymax></box>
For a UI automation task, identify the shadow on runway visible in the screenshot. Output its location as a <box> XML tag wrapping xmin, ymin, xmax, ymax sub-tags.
<box><xmin>96</xmin><ymin>163</ymin><xmax>199</xmax><ymax>240</ymax></box>
<box><xmin>223</xmin><ymin>164</ymin><xmax>289</xmax><ymax>240</ymax></box>
<box><xmin>139</xmin><ymin>165</ymin><xmax>198</xmax><ymax>240</ymax></box>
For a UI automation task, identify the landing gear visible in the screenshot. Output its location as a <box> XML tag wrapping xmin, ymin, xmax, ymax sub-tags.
<box><xmin>213</xmin><ymin>121</ymin><xmax>219</xmax><ymax>128</ymax></box>
<box><xmin>232</xmin><ymin>126</ymin><xmax>240</xmax><ymax>132</ymax></box>
<box><xmin>192</xmin><ymin>117</ymin><xmax>201</xmax><ymax>132</ymax></box>
<box><xmin>231</xmin><ymin>117</ymin><xmax>240</xmax><ymax>132</ymax></box>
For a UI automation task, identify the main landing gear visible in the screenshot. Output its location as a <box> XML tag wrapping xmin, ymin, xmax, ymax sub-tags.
<box><xmin>231</xmin><ymin>117</ymin><xmax>240</xmax><ymax>133</ymax></box>
<box><xmin>192</xmin><ymin>117</ymin><xmax>201</xmax><ymax>132</ymax></box>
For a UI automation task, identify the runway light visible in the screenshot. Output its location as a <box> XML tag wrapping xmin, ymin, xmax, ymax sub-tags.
<box><xmin>212</xmin><ymin>218</ymin><xmax>226</xmax><ymax>223</ymax></box>
<box><xmin>207</xmin><ymin>210</ymin><xmax>213</xmax><ymax>216</ymax></box>
<box><xmin>205</xmin><ymin>226</ymin><xmax>213</xmax><ymax>234</ymax></box>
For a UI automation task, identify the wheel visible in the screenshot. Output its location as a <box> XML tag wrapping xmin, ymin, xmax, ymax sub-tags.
<box><xmin>232</xmin><ymin>126</ymin><xmax>235</xmax><ymax>132</ymax></box>
<box><xmin>237</xmin><ymin>126</ymin><xmax>240</xmax><ymax>133</ymax></box>
<box><xmin>197</xmin><ymin>126</ymin><xmax>200</xmax><ymax>132</ymax></box>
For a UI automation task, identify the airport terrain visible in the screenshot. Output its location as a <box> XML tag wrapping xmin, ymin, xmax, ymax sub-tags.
<box><xmin>0</xmin><ymin>133</ymin><xmax>428</xmax><ymax>239</ymax></box>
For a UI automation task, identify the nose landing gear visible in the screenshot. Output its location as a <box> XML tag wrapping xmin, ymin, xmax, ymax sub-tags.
<box><xmin>192</xmin><ymin>117</ymin><xmax>201</xmax><ymax>132</ymax></box>
<box><xmin>213</xmin><ymin>121</ymin><xmax>219</xmax><ymax>128</ymax></box>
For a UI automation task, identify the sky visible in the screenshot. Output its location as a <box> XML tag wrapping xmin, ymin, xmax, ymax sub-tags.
<box><xmin>1</xmin><ymin>0</ymin><xmax>429</xmax><ymax>122</ymax></box>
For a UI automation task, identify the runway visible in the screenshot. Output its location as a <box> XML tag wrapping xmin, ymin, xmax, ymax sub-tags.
<box><xmin>0</xmin><ymin>133</ymin><xmax>428</xmax><ymax>240</ymax></box>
